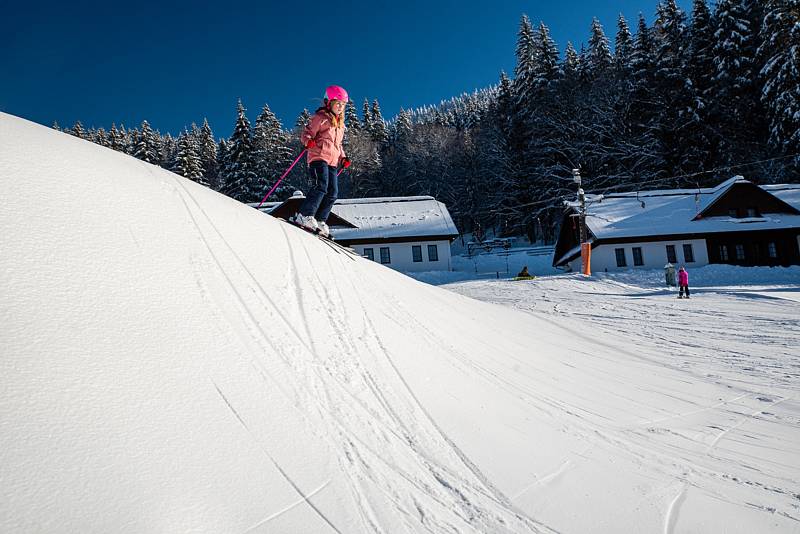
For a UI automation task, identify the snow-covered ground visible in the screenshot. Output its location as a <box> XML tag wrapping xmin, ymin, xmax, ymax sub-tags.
<box><xmin>2</xmin><ymin>112</ymin><xmax>799</xmax><ymax>533</ymax></box>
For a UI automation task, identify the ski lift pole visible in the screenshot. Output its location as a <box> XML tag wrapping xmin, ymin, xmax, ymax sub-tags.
<box><xmin>256</xmin><ymin>148</ymin><xmax>308</xmax><ymax>209</ymax></box>
<box><xmin>573</xmin><ymin>168</ymin><xmax>591</xmax><ymax>276</ymax></box>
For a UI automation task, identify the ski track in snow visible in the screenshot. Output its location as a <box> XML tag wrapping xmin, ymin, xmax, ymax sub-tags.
<box><xmin>445</xmin><ymin>275</ymin><xmax>800</xmax><ymax>532</ymax></box>
<box><xmin>171</xmin><ymin>174</ymin><xmax>547</xmax><ymax>533</ymax></box>
<box><xmin>7</xmin><ymin>115</ymin><xmax>800</xmax><ymax>533</ymax></box>
<box><xmin>663</xmin><ymin>482</ymin><xmax>688</xmax><ymax>534</ymax></box>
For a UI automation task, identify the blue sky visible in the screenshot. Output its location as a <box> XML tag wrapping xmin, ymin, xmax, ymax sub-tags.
<box><xmin>1</xmin><ymin>0</ymin><xmax>693</xmax><ymax>137</ymax></box>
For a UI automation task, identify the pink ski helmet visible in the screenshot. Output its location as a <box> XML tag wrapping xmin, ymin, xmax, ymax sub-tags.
<box><xmin>324</xmin><ymin>85</ymin><xmax>349</xmax><ymax>103</ymax></box>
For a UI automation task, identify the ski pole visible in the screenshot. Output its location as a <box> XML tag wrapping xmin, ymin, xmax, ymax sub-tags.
<box><xmin>256</xmin><ymin>148</ymin><xmax>308</xmax><ymax>209</ymax></box>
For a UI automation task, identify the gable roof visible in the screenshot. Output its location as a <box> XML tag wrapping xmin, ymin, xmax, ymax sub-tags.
<box><xmin>330</xmin><ymin>196</ymin><xmax>460</xmax><ymax>242</ymax></box>
<box><xmin>256</xmin><ymin>195</ymin><xmax>460</xmax><ymax>242</ymax></box>
<box><xmin>553</xmin><ymin>178</ymin><xmax>800</xmax><ymax>267</ymax></box>
<box><xmin>581</xmin><ymin>177</ymin><xmax>800</xmax><ymax>241</ymax></box>
<box><xmin>695</xmin><ymin>180</ymin><xmax>800</xmax><ymax>219</ymax></box>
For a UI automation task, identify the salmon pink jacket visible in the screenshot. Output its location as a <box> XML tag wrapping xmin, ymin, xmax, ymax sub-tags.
<box><xmin>301</xmin><ymin>109</ymin><xmax>346</xmax><ymax>167</ymax></box>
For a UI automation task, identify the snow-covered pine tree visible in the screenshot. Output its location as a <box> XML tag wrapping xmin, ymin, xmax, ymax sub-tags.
<box><xmin>532</xmin><ymin>22</ymin><xmax>561</xmax><ymax>90</ymax></box>
<box><xmin>684</xmin><ymin>0</ymin><xmax>719</xmax><ymax>176</ymax></box>
<box><xmin>295</xmin><ymin>109</ymin><xmax>311</xmax><ymax>134</ymax></box>
<box><xmin>172</xmin><ymin>130</ymin><xmax>205</xmax><ymax>184</ymax></box>
<box><xmin>587</xmin><ymin>18</ymin><xmax>613</xmax><ymax>80</ymax></box>
<box><xmin>631</xmin><ymin>14</ymin><xmax>656</xmax><ymax>89</ymax></box>
<box><xmin>712</xmin><ymin>0</ymin><xmax>763</xmax><ymax>158</ymax></box>
<box><xmin>615</xmin><ymin>14</ymin><xmax>634</xmax><ymax>77</ymax></box>
<box><xmin>512</xmin><ymin>15</ymin><xmax>537</xmax><ymax>112</ymax></box>
<box><xmin>197</xmin><ymin>119</ymin><xmax>219</xmax><ymax>190</ymax></box>
<box><xmin>687</xmin><ymin>0</ymin><xmax>715</xmax><ymax>99</ymax></box>
<box><xmin>215</xmin><ymin>139</ymin><xmax>230</xmax><ymax>192</ymax></box>
<box><xmin>563</xmin><ymin>42</ymin><xmax>580</xmax><ymax>84</ymax></box>
<box><xmin>577</xmin><ymin>43</ymin><xmax>592</xmax><ymax>86</ymax></box>
<box><xmin>133</xmin><ymin>120</ymin><xmax>160</xmax><ymax>164</ymax></box>
<box><xmin>653</xmin><ymin>0</ymin><xmax>703</xmax><ymax>176</ymax></box>
<box><xmin>393</xmin><ymin>108</ymin><xmax>413</xmax><ymax>147</ymax></box>
<box><xmin>69</xmin><ymin>121</ymin><xmax>86</xmax><ymax>139</ymax></box>
<box><xmin>495</xmin><ymin>71</ymin><xmax>514</xmax><ymax>135</ymax></box>
<box><xmin>124</xmin><ymin>126</ymin><xmax>137</xmax><ymax>156</ymax></box>
<box><xmin>369</xmin><ymin>100</ymin><xmax>389</xmax><ymax>146</ymax></box>
<box><xmin>345</xmin><ymin>100</ymin><xmax>361</xmax><ymax>132</ymax></box>
<box><xmin>252</xmin><ymin>103</ymin><xmax>293</xmax><ymax>198</ymax></box>
<box><xmin>759</xmin><ymin>0</ymin><xmax>800</xmax><ymax>168</ymax></box>
<box><xmin>157</xmin><ymin>133</ymin><xmax>174</xmax><ymax>168</ymax></box>
<box><xmin>627</xmin><ymin>13</ymin><xmax>662</xmax><ymax>149</ymax></box>
<box><xmin>224</xmin><ymin>100</ymin><xmax>258</xmax><ymax>202</ymax></box>
<box><xmin>362</xmin><ymin>99</ymin><xmax>374</xmax><ymax>135</ymax></box>
<box><xmin>108</xmin><ymin>124</ymin><xmax>126</xmax><ymax>152</ymax></box>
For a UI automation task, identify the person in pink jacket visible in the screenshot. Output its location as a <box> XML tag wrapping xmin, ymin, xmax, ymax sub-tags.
<box><xmin>290</xmin><ymin>85</ymin><xmax>351</xmax><ymax>237</ymax></box>
<box><xmin>677</xmin><ymin>266</ymin><xmax>690</xmax><ymax>298</ymax></box>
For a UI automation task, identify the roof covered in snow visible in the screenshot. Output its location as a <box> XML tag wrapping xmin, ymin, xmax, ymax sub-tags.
<box><xmin>330</xmin><ymin>196</ymin><xmax>460</xmax><ymax>242</ymax></box>
<box><xmin>580</xmin><ymin>177</ymin><xmax>800</xmax><ymax>240</ymax></box>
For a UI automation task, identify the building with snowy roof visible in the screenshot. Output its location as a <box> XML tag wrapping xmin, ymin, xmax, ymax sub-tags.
<box><xmin>264</xmin><ymin>193</ymin><xmax>460</xmax><ymax>272</ymax></box>
<box><xmin>553</xmin><ymin>177</ymin><xmax>800</xmax><ymax>272</ymax></box>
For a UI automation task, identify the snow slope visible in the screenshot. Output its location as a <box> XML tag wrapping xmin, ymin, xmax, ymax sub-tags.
<box><xmin>2</xmin><ymin>112</ymin><xmax>798</xmax><ymax>533</ymax></box>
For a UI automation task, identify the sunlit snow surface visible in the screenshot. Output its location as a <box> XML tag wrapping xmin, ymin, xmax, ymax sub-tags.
<box><xmin>2</xmin><ymin>112</ymin><xmax>798</xmax><ymax>533</ymax></box>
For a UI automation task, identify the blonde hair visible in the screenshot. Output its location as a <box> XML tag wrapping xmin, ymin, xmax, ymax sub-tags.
<box><xmin>317</xmin><ymin>101</ymin><xmax>344</xmax><ymax>128</ymax></box>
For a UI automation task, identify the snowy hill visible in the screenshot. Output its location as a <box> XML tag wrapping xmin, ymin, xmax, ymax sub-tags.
<box><xmin>1</xmin><ymin>112</ymin><xmax>798</xmax><ymax>533</ymax></box>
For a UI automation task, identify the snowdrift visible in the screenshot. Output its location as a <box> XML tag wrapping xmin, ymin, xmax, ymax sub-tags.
<box><xmin>2</xmin><ymin>113</ymin><xmax>797</xmax><ymax>533</ymax></box>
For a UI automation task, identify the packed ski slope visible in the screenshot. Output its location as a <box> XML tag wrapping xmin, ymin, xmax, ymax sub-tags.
<box><xmin>1</xmin><ymin>112</ymin><xmax>798</xmax><ymax>533</ymax></box>
<box><xmin>445</xmin><ymin>270</ymin><xmax>800</xmax><ymax>531</ymax></box>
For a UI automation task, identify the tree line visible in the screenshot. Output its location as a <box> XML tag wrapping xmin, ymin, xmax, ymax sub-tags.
<box><xmin>58</xmin><ymin>0</ymin><xmax>800</xmax><ymax>243</ymax></box>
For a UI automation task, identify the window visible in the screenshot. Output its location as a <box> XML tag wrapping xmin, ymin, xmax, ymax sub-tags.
<box><xmin>615</xmin><ymin>248</ymin><xmax>627</xmax><ymax>267</ymax></box>
<box><xmin>768</xmin><ymin>242</ymin><xmax>777</xmax><ymax>259</ymax></box>
<box><xmin>412</xmin><ymin>245</ymin><xmax>423</xmax><ymax>262</ymax></box>
<box><xmin>427</xmin><ymin>244</ymin><xmax>439</xmax><ymax>262</ymax></box>
<box><xmin>735</xmin><ymin>244</ymin><xmax>745</xmax><ymax>260</ymax></box>
<box><xmin>380</xmin><ymin>247</ymin><xmax>391</xmax><ymax>264</ymax></box>
<box><xmin>632</xmin><ymin>247</ymin><xmax>644</xmax><ymax>266</ymax></box>
<box><xmin>719</xmin><ymin>245</ymin><xmax>729</xmax><ymax>261</ymax></box>
<box><xmin>666</xmin><ymin>244</ymin><xmax>677</xmax><ymax>264</ymax></box>
<box><xmin>363</xmin><ymin>248</ymin><xmax>374</xmax><ymax>261</ymax></box>
<box><xmin>747</xmin><ymin>207</ymin><xmax>758</xmax><ymax>218</ymax></box>
<box><xmin>683</xmin><ymin>244</ymin><xmax>695</xmax><ymax>263</ymax></box>
<box><xmin>728</xmin><ymin>209</ymin><xmax>738</xmax><ymax>218</ymax></box>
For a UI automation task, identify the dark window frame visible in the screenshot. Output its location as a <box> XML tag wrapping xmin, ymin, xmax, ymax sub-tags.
<box><xmin>768</xmin><ymin>242</ymin><xmax>777</xmax><ymax>259</ymax></box>
<box><xmin>666</xmin><ymin>244</ymin><xmax>677</xmax><ymax>264</ymax></box>
<box><xmin>380</xmin><ymin>247</ymin><xmax>391</xmax><ymax>264</ymax></box>
<box><xmin>363</xmin><ymin>248</ymin><xmax>374</xmax><ymax>261</ymax></box>
<box><xmin>735</xmin><ymin>244</ymin><xmax>745</xmax><ymax>260</ymax></box>
<box><xmin>632</xmin><ymin>247</ymin><xmax>644</xmax><ymax>266</ymax></box>
<box><xmin>683</xmin><ymin>244</ymin><xmax>695</xmax><ymax>263</ymax></box>
<box><xmin>719</xmin><ymin>245</ymin><xmax>729</xmax><ymax>262</ymax></box>
<box><xmin>412</xmin><ymin>245</ymin><xmax>423</xmax><ymax>262</ymax></box>
<box><xmin>427</xmin><ymin>244</ymin><xmax>439</xmax><ymax>262</ymax></box>
<box><xmin>615</xmin><ymin>248</ymin><xmax>627</xmax><ymax>267</ymax></box>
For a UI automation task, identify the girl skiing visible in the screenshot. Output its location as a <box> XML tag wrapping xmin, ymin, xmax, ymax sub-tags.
<box><xmin>677</xmin><ymin>266</ymin><xmax>690</xmax><ymax>298</ymax></box>
<box><xmin>290</xmin><ymin>85</ymin><xmax>351</xmax><ymax>238</ymax></box>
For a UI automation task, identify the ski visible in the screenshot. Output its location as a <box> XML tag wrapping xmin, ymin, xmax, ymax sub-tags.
<box><xmin>281</xmin><ymin>218</ymin><xmax>361</xmax><ymax>259</ymax></box>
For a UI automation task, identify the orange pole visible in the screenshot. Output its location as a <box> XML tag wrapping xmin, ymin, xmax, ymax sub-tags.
<box><xmin>581</xmin><ymin>243</ymin><xmax>591</xmax><ymax>276</ymax></box>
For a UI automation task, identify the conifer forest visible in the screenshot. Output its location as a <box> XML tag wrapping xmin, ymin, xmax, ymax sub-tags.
<box><xmin>56</xmin><ymin>1</ymin><xmax>800</xmax><ymax>243</ymax></box>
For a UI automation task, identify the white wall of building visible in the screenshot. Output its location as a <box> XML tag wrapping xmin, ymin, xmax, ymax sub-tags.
<box><xmin>568</xmin><ymin>239</ymin><xmax>708</xmax><ymax>273</ymax></box>
<box><xmin>351</xmin><ymin>240</ymin><xmax>452</xmax><ymax>272</ymax></box>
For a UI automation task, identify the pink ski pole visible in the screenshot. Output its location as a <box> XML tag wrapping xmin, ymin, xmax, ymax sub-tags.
<box><xmin>256</xmin><ymin>148</ymin><xmax>308</xmax><ymax>208</ymax></box>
